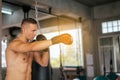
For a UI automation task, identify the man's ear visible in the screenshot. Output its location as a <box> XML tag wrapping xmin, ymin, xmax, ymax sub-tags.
<box><xmin>9</xmin><ymin>27</ymin><xmax>21</xmax><ymax>37</ymax></box>
<box><xmin>21</xmin><ymin>25</ymin><xmax>26</xmax><ymax>33</ymax></box>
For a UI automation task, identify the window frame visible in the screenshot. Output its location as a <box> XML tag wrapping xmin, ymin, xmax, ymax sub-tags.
<box><xmin>101</xmin><ymin>20</ymin><xmax>120</xmax><ymax>34</ymax></box>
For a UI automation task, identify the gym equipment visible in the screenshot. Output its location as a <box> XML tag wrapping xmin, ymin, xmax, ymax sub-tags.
<box><xmin>93</xmin><ymin>76</ymin><xmax>109</xmax><ymax>80</ymax></box>
<box><xmin>116</xmin><ymin>76</ymin><xmax>120</xmax><ymax>80</ymax></box>
<box><xmin>22</xmin><ymin>5</ymin><xmax>31</xmax><ymax>19</ymax></box>
<box><xmin>106</xmin><ymin>72</ymin><xmax>118</xmax><ymax>80</ymax></box>
<box><xmin>32</xmin><ymin>61</ymin><xmax>52</xmax><ymax>80</ymax></box>
<box><xmin>32</xmin><ymin>34</ymin><xmax>52</xmax><ymax>80</ymax></box>
<box><xmin>76</xmin><ymin>67</ymin><xmax>86</xmax><ymax>80</ymax></box>
<box><xmin>56</xmin><ymin>17</ymin><xmax>65</xmax><ymax>80</ymax></box>
<box><xmin>34</xmin><ymin>0</ymin><xmax>41</xmax><ymax>31</ymax></box>
<box><xmin>59</xmin><ymin>38</ymin><xmax>65</xmax><ymax>80</ymax></box>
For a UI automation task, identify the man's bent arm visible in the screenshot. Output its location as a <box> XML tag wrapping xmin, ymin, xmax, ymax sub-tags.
<box><xmin>33</xmin><ymin>51</ymin><xmax>49</xmax><ymax>67</ymax></box>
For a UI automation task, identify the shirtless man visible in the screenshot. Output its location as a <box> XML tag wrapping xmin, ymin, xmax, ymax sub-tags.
<box><xmin>5</xmin><ymin>18</ymin><xmax>73</xmax><ymax>80</ymax></box>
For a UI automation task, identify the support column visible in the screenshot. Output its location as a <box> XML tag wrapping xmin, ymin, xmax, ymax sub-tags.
<box><xmin>0</xmin><ymin>0</ymin><xmax>2</xmax><ymax>79</ymax></box>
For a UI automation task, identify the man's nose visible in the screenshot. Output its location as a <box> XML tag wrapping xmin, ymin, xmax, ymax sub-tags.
<box><xmin>34</xmin><ymin>31</ymin><xmax>37</xmax><ymax>35</ymax></box>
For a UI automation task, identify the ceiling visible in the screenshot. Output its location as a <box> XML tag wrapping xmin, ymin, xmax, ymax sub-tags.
<box><xmin>1</xmin><ymin>0</ymin><xmax>119</xmax><ymax>20</ymax></box>
<box><xmin>2</xmin><ymin>0</ymin><xmax>50</xmax><ymax>11</ymax></box>
<box><xmin>2</xmin><ymin>0</ymin><xmax>119</xmax><ymax>9</ymax></box>
<box><xmin>2</xmin><ymin>0</ymin><xmax>55</xmax><ymax>20</ymax></box>
<box><xmin>73</xmin><ymin>0</ymin><xmax>119</xmax><ymax>7</ymax></box>
<box><xmin>2</xmin><ymin>0</ymin><xmax>119</xmax><ymax>12</ymax></box>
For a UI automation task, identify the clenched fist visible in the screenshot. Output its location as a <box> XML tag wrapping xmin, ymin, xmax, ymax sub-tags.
<box><xmin>51</xmin><ymin>33</ymin><xmax>73</xmax><ymax>45</ymax></box>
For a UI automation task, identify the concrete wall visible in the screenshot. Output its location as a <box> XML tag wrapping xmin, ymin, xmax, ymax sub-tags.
<box><xmin>93</xmin><ymin>1</ymin><xmax>120</xmax><ymax>76</ymax></box>
<box><xmin>2</xmin><ymin>10</ymin><xmax>24</xmax><ymax>27</ymax></box>
<box><xmin>94</xmin><ymin>1</ymin><xmax>120</xmax><ymax>19</ymax></box>
<box><xmin>0</xmin><ymin>0</ymin><xmax>2</xmax><ymax>79</ymax></box>
<box><xmin>18</xmin><ymin>0</ymin><xmax>91</xmax><ymax>19</ymax></box>
<box><xmin>38</xmin><ymin>0</ymin><xmax>91</xmax><ymax>19</ymax></box>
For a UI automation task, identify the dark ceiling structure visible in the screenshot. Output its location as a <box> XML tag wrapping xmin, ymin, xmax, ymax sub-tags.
<box><xmin>73</xmin><ymin>0</ymin><xmax>119</xmax><ymax>7</ymax></box>
<box><xmin>2</xmin><ymin>0</ymin><xmax>119</xmax><ymax>8</ymax></box>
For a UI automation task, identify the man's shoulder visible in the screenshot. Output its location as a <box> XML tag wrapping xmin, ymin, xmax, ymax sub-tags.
<box><xmin>8</xmin><ymin>38</ymin><xmax>23</xmax><ymax>46</ymax></box>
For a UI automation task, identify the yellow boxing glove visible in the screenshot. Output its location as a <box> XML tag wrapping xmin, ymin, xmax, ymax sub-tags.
<box><xmin>51</xmin><ymin>33</ymin><xmax>73</xmax><ymax>45</ymax></box>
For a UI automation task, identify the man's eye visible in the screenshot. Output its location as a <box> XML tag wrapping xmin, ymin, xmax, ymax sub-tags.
<box><xmin>32</xmin><ymin>30</ymin><xmax>36</xmax><ymax>32</ymax></box>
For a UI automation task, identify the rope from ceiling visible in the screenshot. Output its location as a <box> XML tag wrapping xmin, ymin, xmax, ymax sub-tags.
<box><xmin>34</xmin><ymin>0</ymin><xmax>41</xmax><ymax>33</ymax></box>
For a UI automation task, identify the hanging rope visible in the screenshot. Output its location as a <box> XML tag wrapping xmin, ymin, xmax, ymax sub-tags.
<box><xmin>34</xmin><ymin>0</ymin><xmax>41</xmax><ymax>33</ymax></box>
<box><xmin>75</xmin><ymin>19</ymin><xmax>79</xmax><ymax>66</ymax></box>
<box><xmin>57</xmin><ymin>16</ymin><xmax>65</xmax><ymax>80</ymax></box>
<box><xmin>77</xmin><ymin>21</ymin><xmax>82</xmax><ymax>66</ymax></box>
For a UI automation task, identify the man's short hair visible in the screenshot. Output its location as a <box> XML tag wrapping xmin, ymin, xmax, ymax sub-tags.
<box><xmin>21</xmin><ymin>18</ymin><xmax>37</xmax><ymax>26</ymax></box>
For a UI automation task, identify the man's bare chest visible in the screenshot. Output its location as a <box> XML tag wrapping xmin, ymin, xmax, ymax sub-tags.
<box><xmin>16</xmin><ymin>52</ymin><xmax>33</xmax><ymax>63</ymax></box>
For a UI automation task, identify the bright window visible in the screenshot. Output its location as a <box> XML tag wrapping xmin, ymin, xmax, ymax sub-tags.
<box><xmin>102</xmin><ymin>20</ymin><xmax>120</xmax><ymax>34</ymax></box>
<box><xmin>44</xmin><ymin>28</ymin><xmax>83</xmax><ymax>68</ymax></box>
<box><xmin>1</xmin><ymin>38</ymin><xmax>7</xmax><ymax>68</ymax></box>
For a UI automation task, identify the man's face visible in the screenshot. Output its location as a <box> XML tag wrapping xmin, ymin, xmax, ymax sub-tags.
<box><xmin>24</xmin><ymin>23</ymin><xmax>38</xmax><ymax>40</ymax></box>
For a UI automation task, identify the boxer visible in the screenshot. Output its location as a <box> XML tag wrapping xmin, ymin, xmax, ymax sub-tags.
<box><xmin>5</xmin><ymin>18</ymin><xmax>73</xmax><ymax>80</ymax></box>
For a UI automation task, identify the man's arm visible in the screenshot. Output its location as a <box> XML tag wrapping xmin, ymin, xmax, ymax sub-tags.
<box><xmin>8</xmin><ymin>33</ymin><xmax>73</xmax><ymax>53</ymax></box>
<box><xmin>33</xmin><ymin>51</ymin><xmax>49</xmax><ymax>67</ymax></box>
<box><xmin>8</xmin><ymin>39</ymin><xmax>52</xmax><ymax>53</ymax></box>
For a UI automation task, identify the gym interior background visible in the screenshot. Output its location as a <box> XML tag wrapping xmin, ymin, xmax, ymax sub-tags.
<box><xmin>0</xmin><ymin>0</ymin><xmax>120</xmax><ymax>80</ymax></box>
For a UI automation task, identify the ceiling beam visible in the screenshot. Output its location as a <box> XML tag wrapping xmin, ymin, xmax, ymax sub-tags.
<box><xmin>2</xmin><ymin>0</ymin><xmax>57</xmax><ymax>17</ymax></box>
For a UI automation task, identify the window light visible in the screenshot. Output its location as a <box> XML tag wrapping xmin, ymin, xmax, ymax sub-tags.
<box><xmin>1</xmin><ymin>8</ymin><xmax>13</xmax><ymax>15</ymax></box>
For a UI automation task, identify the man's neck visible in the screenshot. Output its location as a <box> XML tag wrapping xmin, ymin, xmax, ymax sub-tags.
<box><xmin>18</xmin><ymin>34</ymin><xmax>28</xmax><ymax>42</ymax></box>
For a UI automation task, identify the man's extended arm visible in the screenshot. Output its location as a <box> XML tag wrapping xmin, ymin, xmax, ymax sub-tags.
<box><xmin>8</xmin><ymin>33</ymin><xmax>73</xmax><ymax>53</ymax></box>
<box><xmin>8</xmin><ymin>39</ymin><xmax>52</xmax><ymax>53</ymax></box>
